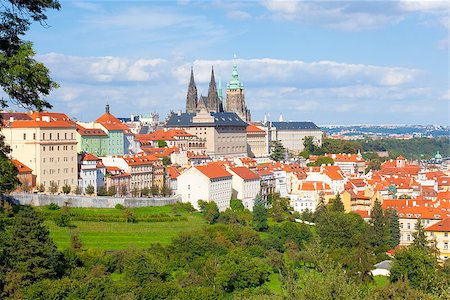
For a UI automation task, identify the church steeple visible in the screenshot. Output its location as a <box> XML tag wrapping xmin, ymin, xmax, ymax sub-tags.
<box><xmin>207</xmin><ymin>66</ymin><xmax>220</xmax><ymax>112</ymax></box>
<box><xmin>186</xmin><ymin>66</ymin><xmax>198</xmax><ymax>113</ymax></box>
<box><xmin>105</xmin><ymin>103</ymin><xmax>110</xmax><ymax>114</ymax></box>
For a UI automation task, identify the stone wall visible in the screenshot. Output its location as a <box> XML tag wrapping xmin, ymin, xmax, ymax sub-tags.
<box><xmin>5</xmin><ymin>193</ymin><xmax>181</xmax><ymax>208</ymax></box>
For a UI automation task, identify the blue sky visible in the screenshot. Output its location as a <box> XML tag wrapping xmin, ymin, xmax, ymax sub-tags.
<box><xmin>25</xmin><ymin>1</ymin><xmax>449</xmax><ymax>125</ymax></box>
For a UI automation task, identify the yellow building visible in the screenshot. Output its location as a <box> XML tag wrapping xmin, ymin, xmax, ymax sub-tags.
<box><xmin>2</xmin><ymin>112</ymin><xmax>78</xmax><ymax>191</ymax></box>
<box><xmin>426</xmin><ymin>218</ymin><xmax>450</xmax><ymax>261</ymax></box>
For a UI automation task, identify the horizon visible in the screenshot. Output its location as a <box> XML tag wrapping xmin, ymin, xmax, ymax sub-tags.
<box><xmin>23</xmin><ymin>1</ymin><xmax>450</xmax><ymax>125</ymax></box>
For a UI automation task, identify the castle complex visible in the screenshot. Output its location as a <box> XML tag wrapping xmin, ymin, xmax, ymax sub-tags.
<box><xmin>186</xmin><ymin>62</ymin><xmax>251</xmax><ymax>122</ymax></box>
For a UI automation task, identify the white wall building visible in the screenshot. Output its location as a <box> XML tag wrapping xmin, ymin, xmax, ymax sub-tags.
<box><xmin>177</xmin><ymin>164</ymin><xmax>232</xmax><ymax>211</ymax></box>
<box><xmin>78</xmin><ymin>153</ymin><xmax>106</xmax><ymax>193</ymax></box>
<box><xmin>228</xmin><ymin>166</ymin><xmax>261</xmax><ymax>211</ymax></box>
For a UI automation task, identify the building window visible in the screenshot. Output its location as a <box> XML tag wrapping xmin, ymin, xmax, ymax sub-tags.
<box><xmin>57</xmin><ymin>133</ymin><xmax>60</xmax><ymax>140</ymax></box>
<box><xmin>65</xmin><ymin>133</ymin><xmax>67</xmax><ymax>139</ymax></box>
<box><xmin>444</xmin><ymin>242</ymin><xmax>449</xmax><ymax>250</ymax></box>
<box><xmin>407</xmin><ymin>234</ymin><xmax>411</xmax><ymax>241</ymax></box>
<box><xmin>407</xmin><ymin>223</ymin><xmax>411</xmax><ymax>230</ymax></box>
<box><xmin>23</xmin><ymin>133</ymin><xmax>26</xmax><ymax>140</ymax></box>
<box><xmin>33</xmin><ymin>133</ymin><xmax>36</xmax><ymax>140</ymax></box>
<box><xmin>445</xmin><ymin>232</ymin><xmax>448</xmax><ymax>237</ymax></box>
<box><xmin>50</xmin><ymin>133</ymin><xmax>52</xmax><ymax>140</ymax></box>
<box><xmin>42</xmin><ymin>133</ymin><xmax>45</xmax><ymax>140</ymax></box>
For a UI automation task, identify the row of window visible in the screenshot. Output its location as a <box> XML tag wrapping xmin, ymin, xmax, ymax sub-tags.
<box><xmin>42</xmin><ymin>179</ymin><xmax>75</xmax><ymax>186</ymax></box>
<box><xmin>43</xmin><ymin>168</ymin><xmax>74</xmax><ymax>175</ymax></box>
<box><xmin>43</xmin><ymin>145</ymin><xmax>74</xmax><ymax>151</ymax></box>
<box><xmin>43</xmin><ymin>157</ymin><xmax>74</xmax><ymax>163</ymax></box>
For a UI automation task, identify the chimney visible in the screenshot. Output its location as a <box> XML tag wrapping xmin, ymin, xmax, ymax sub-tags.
<box><xmin>42</xmin><ymin>116</ymin><xmax>50</xmax><ymax>122</ymax></box>
<box><xmin>9</xmin><ymin>116</ymin><xmax>14</xmax><ymax>122</ymax></box>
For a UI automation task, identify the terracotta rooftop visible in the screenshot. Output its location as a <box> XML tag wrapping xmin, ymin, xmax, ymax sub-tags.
<box><xmin>425</xmin><ymin>218</ymin><xmax>450</xmax><ymax>232</ymax></box>
<box><xmin>82</xmin><ymin>153</ymin><xmax>100</xmax><ymax>161</ymax></box>
<box><xmin>246</xmin><ymin>124</ymin><xmax>265</xmax><ymax>133</ymax></box>
<box><xmin>11</xmin><ymin>159</ymin><xmax>32</xmax><ymax>173</ymax></box>
<box><xmin>196</xmin><ymin>164</ymin><xmax>232</xmax><ymax>179</ymax></box>
<box><xmin>95</xmin><ymin>112</ymin><xmax>129</xmax><ymax>131</ymax></box>
<box><xmin>229</xmin><ymin>166</ymin><xmax>260</xmax><ymax>181</ymax></box>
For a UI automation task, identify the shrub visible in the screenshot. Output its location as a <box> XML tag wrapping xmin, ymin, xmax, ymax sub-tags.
<box><xmin>48</xmin><ymin>181</ymin><xmax>59</xmax><ymax>194</ymax></box>
<box><xmin>55</xmin><ymin>213</ymin><xmax>70</xmax><ymax>227</ymax></box>
<box><xmin>62</xmin><ymin>184</ymin><xmax>71</xmax><ymax>194</ymax></box>
<box><xmin>85</xmin><ymin>184</ymin><xmax>95</xmax><ymax>195</ymax></box>
<box><xmin>123</xmin><ymin>208</ymin><xmax>137</xmax><ymax>223</ymax></box>
<box><xmin>38</xmin><ymin>183</ymin><xmax>45</xmax><ymax>192</ymax></box>
<box><xmin>108</xmin><ymin>186</ymin><xmax>117</xmax><ymax>196</ymax></box>
<box><xmin>141</xmin><ymin>187</ymin><xmax>150</xmax><ymax>197</ymax></box>
<box><xmin>97</xmin><ymin>186</ymin><xmax>107</xmax><ymax>196</ymax></box>
<box><xmin>115</xmin><ymin>203</ymin><xmax>124</xmax><ymax>210</ymax></box>
<box><xmin>48</xmin><ymin>203</ymin><xmax>60</xmax><ymax>211</ymax></box>
<box><xmin>75</xmin><ymin>186</ymin><xmax>82</xmax><ymax>195</ymax></box>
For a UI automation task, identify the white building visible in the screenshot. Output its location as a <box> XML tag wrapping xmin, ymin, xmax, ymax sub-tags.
<box><xmin>78</xmin><ymin>153</ymin><xmax>106</xmax><ymax>194</ymax></box>
<box><xmin>267</xmin><ymin>121</ymin><xmax>322</xmax><ymax>154</ymax></box>
<box><xmin>228</xmin><ymin>166</ymin><xmax>261</xmax><ymax>211</ymax></box>
<box><xmin>177</xmin><ymin>164</ymin><xmax>232</xmax><ymax>211</ymax></box>
<box><xmin>290</xmin><ymin>181</ymin><xmax>332</xmax><ymax>213</ymax></box>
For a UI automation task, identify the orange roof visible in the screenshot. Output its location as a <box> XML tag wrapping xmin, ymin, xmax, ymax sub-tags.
<box><xmin>141</xmin><ymin>147</ymin><xmax>177</xmax><ymax>158</ymax></box>
<box><xmin>82</xmin><ymin>153</ymin><xmax>100</xmax><ymax>161</ymax></box>
<box><xmin>123</xmin><ymin>154</ymin><xmax>159</xmax><ymax>166</ymax></box>
<box><xmin>196</xmin><ymin>164</ymin><xmax>232</xmax><ymax>179</ymax></box>
<box><xmin>438</xmin><ymin>191</ymin><xmax>450</xmax><ymax>201</ymax></box>
<box><xmin>95</xmin><ymin>112</ymin><xmax>129</xmax><ymax>131</ymax></box>
<box><xmin>167</xmin><ymin>166</ymin><xmax>180</xmax><ymax>179</ymax></box>
<box><xmin>246</xmin><ymin>124</ymin><xmax>265</xmax><ymax>133</ymax></box>
<box><xmin>76</xmin><ymin>124</ymin><xmax>107</xmax><ymax>136</ymax></box>
<box><xmin>425</xmin><ymin>218</ymin><xmax>450</xmax><ymax>232</ymax></box>
<box><xmin>136</xmin><ymin>129</ymin><xmax>192</xmax><ymax>142</ymax></box>
<box><xmin>229</xmin><ymin>167</ymin><xmax>260</xmax><ymax>181</ymax></box>
<box><xmin>255</xmin><ymin>169</ymin><xmax>273</xmax><ymax>176</ymax></box>
<box><xmin>323</xmin><ymin>166</ymin><xmax>344</xmax><ymax>181</ymax></box>
<box><xmin>11</xmin><ymin>159</ymin><xmax>32</xmax><ymax>173</ymax></box>
<box><xmin>299</xmin><ymin>181</ymin><xmax>331</xmax><ymax>191</ymax></box>
<box><xmin>353</xmin><ymin>210</ymin><xmax>370</xmax><ymax>218</ymax></box>
<box><xmin>397</xmin><ymin>206</ymin><xmax>447</xmax><ymax>220</ymax></box>
<box><xmin>396</xmin><ymin>155</ymin><xmax>406</xmax><ymax>160</ymax></box>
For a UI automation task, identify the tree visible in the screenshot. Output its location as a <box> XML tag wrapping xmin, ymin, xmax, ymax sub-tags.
<box><xmin>131</xmin><ymin>187</ymin><xmax>140</xmax><ymax>197</ymax></box>
<box><xmin>0</xmin><ymin>206</ymin><xmax>64</xmax><ymax>296</ymax></box>
<box><xmin>62</xmin><ymin>184</ymin><xmax>71</xmax><ymax>194</ymax></box>
<box><xmin>97</xmin><ymin>186</ymin><xmax>107</xmax><ymax>196</ymax></box>
<box><xmin>0</xmin><ymin>154</ymin><xmax>19</xmax><ymax>194</ymax></box>
<box><xmin>106</xmin><ymin>186</ymin><xmax>116</xmax><ymax>196</ymax></box>
<box><xmin>252</xmin><ymin>194</ymin><xmax>268</xmax><ymax>231</ymax></box>
<box><xmin>120</xmin><ymin>184</ymin><xmax>128</xmax><ymax>197</ymax></box>
<box><xmin>387</xmin><ymin>209</ymin><xmax>400</xmax><ymax>249</ymax></box>
<box><xmin>150</xmin><ymin>185</ymin><xmax>159</xmax><ymax>196</ymax></box>
<box><xmin>161</xmin><ymin>156</ymin><xmax>171</xmax><ymax>166</ymax></box>
<box><xmin>270</xmin><ymin>140</ymin><xmax>286</xmax><ymax>162</ymax></box>
<box><xmin>230</xmin><ymin>199</ymin><xmax>244</xmax><ymax>211</ymax></box>
<box><xmin>303</xmin><ymin>136</ymin><xmax>319</xmax><ymax>154</ymax></box>
<box><xmin>85</xmin><ymin>184</ymin><xmax>94</xmax><ymax>195</ymax></box>
<box><xmin>308</xmin><ymin>156</ymin><xmax>334</xmax><ymax>167</ymax></box>
<box><xmin>74</xmin><ymin>186</ymin><xmax>82</xmax><ymax>195</ymax></box>
<box><xmin>141</xmin><ymin>187</ymin><xmax>150</xmax><ymax>197</ymax></box>
<box><xmin>313</xmin><ymin>191</ymin><xmax>327</xmax><ymax>221</ymax></box>
<box><xmin>157</xmin><ymin>140</ymin><xmax>167</xmax><ymax>148</ymax></box>
<box><xmin>370</xmin><ymin>199</ymin><xmax>389</xmax><ymax>256</ymax></box>
<box><xmin>412</xmin><ymin>219</ymin><xmax>429</xmax><ymax>249</ymax></box>
<box><xmin>48</xmin><ymin>181</ymin><xmax>58</xmax><ymax>194</ymax></box>
<box><xmin>69</xmin><ymin>230</ymin><xmax>83</xmax><ymax>252</ymax></box>
<box><xmin>38</xmin><ymin>183</ymin><xmax>45</xmax><ymax>193</ymax></box>
<box><xmin>329</xmin><ymin>192</ymin><xmax>344</xmax><ymax>212</ymax></box>
<box><xmin>197</xmin><ymin>200</ymin><xmax>219</xmax><ymax>224</ymax></box>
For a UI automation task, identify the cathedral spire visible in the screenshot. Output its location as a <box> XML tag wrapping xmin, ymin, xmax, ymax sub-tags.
<box><xmin>207</xmin><ymin>66</ymin><xmax>220</xmax><ymax>112</ymax></box>
<box><xmin>186</xmin><ymin>66</ymin><xmax>198</xmax><ymax>113</ymax></box>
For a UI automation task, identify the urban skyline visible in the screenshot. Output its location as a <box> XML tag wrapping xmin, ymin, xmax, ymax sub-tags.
<box><xmin>25</xmin><ymin>1</ymin><xmax>449</xmax><ymax>125</ymax></box>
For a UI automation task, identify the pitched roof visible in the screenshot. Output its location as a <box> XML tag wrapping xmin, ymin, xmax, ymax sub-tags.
<box><xmin>167</xmin><ymin>166</ymin><xmax>180</xmax><ymax>179</ymax></box>
<box><xmin>299</xmin><ymin>181</ymin><xmax>331</xmax><ymax>191</ymax></box>
<box><xmin>196</xmin><ymin>164</ymin><xmax>232</xmax><ymax>179</ymax></box>
<box><xmin>82</xmin><ymin>153</ymin><xmax>100</xmax><ymax>161</ymax></box>
<box><xmin>425</xmin><ymin>218</ymin><xmax>450</xmax><ymax>232</ymax></box>
<box><xmin>165</xmin><ymin>112</ymin><xmax>248</xmax><ymax>127</ymax></box>
<box><xmin>11</xmin><ymin>159</ymin><xmax>32</xmax><ymax>173</ymax></box>
<box><xmin>229</xmin><ymin>166</ymin><xmax>260</xmax><ymax>181</ymax></box>
<box><xmin>123</xmin><ymin>154</ymin><xmax>160</xmax><ymax>166</ymax></box>
<box><xmin>246</xmin><ymin>124</ymin><xmax>265</xmax><ymax>133</ymax></box>
<box><xmin>76</xmin><ymin>124</ymin><xmax>107</xmax><ymax>136</ymax></box>
<box><xmin>4</xmin><ymin>111</ymin><xmax>76</xmax><ymax>128</ymax></box>
<box><xmin>270</xmin><ymin>121</ymin><xmax>320</xmax><ymax>130</ymax></box>
<box><xmin>95</xmin><ymin>112</ymin><xmax>129</xmax><ymax>131</ymax></box>
<box><xmin>136</xmin><ymin>129</ymin><xmax>192</xmax><ymax>142</ymax></box>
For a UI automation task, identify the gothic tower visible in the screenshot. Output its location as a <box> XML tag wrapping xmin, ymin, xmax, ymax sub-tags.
<box><xmin>226</xmin><ymin>60</ymin><xmax>250</xmax><ymax>122</ymax></box>
<box><xmin>207</xmin><ymin>66</ymin><xmax>220</xmax><ymax>112</ymax></box>
<box><xmin>186</xmin><ymin>67</ymin><xmax>198</xmax><ymax>113</ymax></box>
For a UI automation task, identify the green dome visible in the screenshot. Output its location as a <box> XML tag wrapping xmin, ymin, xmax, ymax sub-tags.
<box><xmin>435</xmin><ymin>151</ymin><xmax>442</xmax><ymax>159</ymax></box>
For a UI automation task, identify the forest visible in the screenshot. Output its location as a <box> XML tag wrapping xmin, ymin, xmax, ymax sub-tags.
<box><xmin>1</xmin><ymin>195</ymin><xmax>449</xmax><ymax>299</ymax></box>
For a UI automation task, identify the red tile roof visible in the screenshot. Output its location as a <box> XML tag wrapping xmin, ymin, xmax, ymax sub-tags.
<box><xmin>136</xmin><ymin>129</ymin><xmax>192</xmax><ymax>142</ymax></box>
<box><xmin>229</xmin><ymin>166</ymin><xmax>260</xmax><ymax>181</ymax></box>
<box><xmin>95</xmin><ymin>112</ymin><xmax>129</xmax><ymax>131</ymax></box>
<box><xmin>11</xmin><ymin>159</ymin><xmax>32</xmax><ymax>173</ymax></box>
<box><xmin>246</xmin><ymin>124</ymin><xmax>265</xmax><ymax>133</ymax></box>
<box><xmin>299</xmin><ymin>181</ymin><xmax>331</xmax><ymax>191</ymax></box>
<box><xmin>425</xmin><ymin>218</ymin><xmax>450</xmax><ymax>232</ymax></box>
<box><xmin>76</xmin><ymin>124</ymin><xmax>107</xmax><ymax>136</ymax></box>
<box><xmin>167</xmin><ymin>166</ymin><xmax>180</xmax><ymax>179</ymax></box>
<box><xmin>123</xmin><ymin>154</ymin><xmax>160</xmax><ymax>166</ymax></box>
<box><xmin>196</xmin><ymin>164</ymin><xmax>232</xmax><ymax>179</ymax></box>
<box><xmin>353</xmin><ymin>210</ymin><xmax>370</xmax><ymax>218</ymax></box>
<box><xmin>82</xmin><ymin>153</ymin><xmax>100</xmax><ymax>161</ymax></box>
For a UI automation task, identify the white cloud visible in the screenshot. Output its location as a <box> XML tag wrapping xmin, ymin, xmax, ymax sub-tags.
<box><xmin>227</xmin><ymin>10</ymin><xmax>252</xmax><ymax>20</ymax></box>
<box><xmin>38</xmin><ymin>53</ymin><xmax>447</xmax><ymax>124</ymax></box>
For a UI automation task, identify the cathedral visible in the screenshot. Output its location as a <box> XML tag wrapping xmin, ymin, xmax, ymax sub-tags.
<box><xmin>185</xmin><ymin>62</ymin><xmax>251</xmax><ymax>122</ymax></box>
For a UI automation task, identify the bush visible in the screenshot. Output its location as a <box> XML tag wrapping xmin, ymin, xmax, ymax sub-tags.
<box><xmin>75</xmin><ymin>186</ymin><xmax>82</xmax><ymax>195</ymax></box>
<box><xmin>97</xmin><ymin>186</ymin><xmax>107</xmax><ymax>196</ymax></box>
<box><xmin>48</xmin><ymin>181</ymin><xmax>59</xmax><ymax>194</ymax></box>
<box><xmin>141</xmin><ymin>187</ymin><xmax>151</xmax><ymax>197</ymax></box>
<box><xmin>48</xmin><ymin>203</ymin><xmax>60</xmax><ymax>211</ymax></box>
<box><xmin>108</xmin><ymin>186</ymin><xmax>117</xmax><ymax>196</ymax></box>
<box><xmin>62</xmin><ymin>184</ymin><xmax>71</xmax><ymax>194</ymax></box>
<box><xmin>38</xmin><ymin>183</ymin><xmax>45</xmax><ymax>192</ymax></box>
<box><xmin>54</xmin><ymin>213</ymin><xmax>70</xmax><ymax>227</ymax></box>
<box><xmin>85</xmin><ymin>184</ymin><xmax>95</xmax><ymax>195</ymax></box>
<box><xmin>123</xmin><ymin>209</ymin><xmax>137</xmax><ymax>223</ymax></box>
<box><xmin>115</xmin><ymin>203</ymin><xmax>124</xmax><ymax>210</ymax></box>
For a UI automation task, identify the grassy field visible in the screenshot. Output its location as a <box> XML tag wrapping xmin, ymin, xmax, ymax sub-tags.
<box><xmin>41</xmin><ymin>205</ymin><xmax>206</xmax><ymax>250</ymax></box>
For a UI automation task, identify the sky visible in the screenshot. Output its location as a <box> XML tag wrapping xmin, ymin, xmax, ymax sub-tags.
<box><xmin>23</xmin><ymin>0</ymin><xmax>450</xmax><ymax>125</ymax></box>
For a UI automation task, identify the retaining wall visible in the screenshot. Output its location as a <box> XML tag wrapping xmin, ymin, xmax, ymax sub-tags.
<box><xmin>5</xmin><ymin>193</ymin><xmax>181</xmax><ymax>208</ymax></box>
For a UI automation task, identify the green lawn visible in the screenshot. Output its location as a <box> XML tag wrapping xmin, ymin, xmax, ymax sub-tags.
<box><xmin>43</xmin><ymin>205</ymin><xmax>206</xmax><ymax>250</ymax></box>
